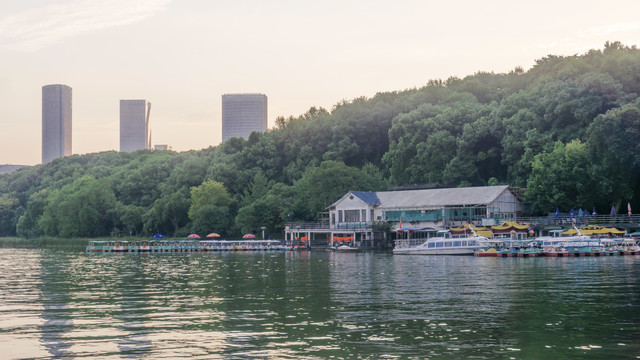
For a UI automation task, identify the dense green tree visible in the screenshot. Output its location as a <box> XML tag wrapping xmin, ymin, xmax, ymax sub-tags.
<box><xmin>0</xmin><ymin>194</ymin><xmax>20</xmax><ymax>237</ymax></box>
<box><xmin>188</xmin><ymin>180</ymin><xmax>234</xmax><ymax>237</ymax></box>
<box><xmin>40</xmin><ymin>176</ymin><xmax>117</xmax><ymax>237</ymax></box>
<box><xmin>586</xmin><ymin>100</ymin><xmax>640</xmax><ymax>210</ymax></box>
<box><xmin>292</xmin><ymin>161</ymin><xmax>386</xmax><ymax>220</ymax></box>
<box><xmin>525</xmin><ymin>140</ymin><xmax>599</xmax><ymax>213</ymax></box>
<box><xmin>16</xmin><ymin>189</ymin><xmax>51</xmax><ymax>238</ymax></box>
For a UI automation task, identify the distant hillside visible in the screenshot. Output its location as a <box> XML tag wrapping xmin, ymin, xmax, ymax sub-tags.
<box><xmin>1</xmin><ymin>41</ymin><xmax>638</xmax><ymax>238</ymax></box>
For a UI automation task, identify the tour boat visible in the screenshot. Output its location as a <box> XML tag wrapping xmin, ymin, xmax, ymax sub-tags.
<box><xmin>393</xmin><ymin>228</ymin><xmax>487</xmax><ymax>255</ymax></box>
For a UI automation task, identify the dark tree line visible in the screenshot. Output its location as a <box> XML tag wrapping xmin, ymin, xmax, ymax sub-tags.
<box><xmin>1</xmin><ymin>42</ymin><xmax>639</xmax><ymax>238</ymax></box>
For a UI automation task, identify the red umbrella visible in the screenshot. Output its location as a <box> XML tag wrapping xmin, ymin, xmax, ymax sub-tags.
<box><xmin>187</xmin><ymin>234</ymin><xmax>201</xmax><ymax>239</ymax></box>
<box><xmin>207</xmin><ymin>233</ymin><xmax>221</xmax><ymax>238</ymax></box>
<box><xmin>242</xmin><ymin>234</ymin><xmax>256</xmax><ymax>239</ymax></box>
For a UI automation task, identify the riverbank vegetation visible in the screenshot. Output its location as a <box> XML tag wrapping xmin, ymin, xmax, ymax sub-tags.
<box><xmin>1</xmin><ymin>42</ymin><xmax>639</xmax><ymax>239</ymax></box>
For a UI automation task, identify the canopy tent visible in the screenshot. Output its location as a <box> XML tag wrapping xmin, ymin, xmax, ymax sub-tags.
<box><xmin>491</xmin><ymin>221</ymin><xmax>530</xmax><ymax>231</ymax></box>
<box><xmin>561</xmin><ymin>226</ymin><xmax>626</xmax><ymax>236</ymax></box>
<box><xmin>449</xmin><ymin>223</ymin><xmax>493</xmax><ymax>238</ymax></box>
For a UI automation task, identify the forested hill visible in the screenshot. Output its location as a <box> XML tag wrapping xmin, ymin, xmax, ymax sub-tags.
<box><xmin>1</xmin><ymin>41</ymin><xmax>639</xmax><ymax>239</ymax></box>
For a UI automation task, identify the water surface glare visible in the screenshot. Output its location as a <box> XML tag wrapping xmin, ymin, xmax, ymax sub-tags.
<box><xmin>0</xmin><ymin>248</ymin><xmax>639</xmax><ymax>359</ymax></box>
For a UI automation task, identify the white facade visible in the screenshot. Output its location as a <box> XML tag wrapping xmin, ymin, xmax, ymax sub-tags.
<box><xmin>42</xmin><ymin>84</ymin><xmax>72</xmax><ymax>163</ymax></box>
<box><xmin>120</xmin><ymin>100</ymin><xmax>151</xmax><ymax>152</ymax></box>
<box><xmin>328</xmin><ymin>186</ymin><xmax>522</xmax><ymax>229</ymax></box>
<box><xmin>222</xmin><ymin>93</ymin><xmax>267</xmax><ymax>141</ymax></box>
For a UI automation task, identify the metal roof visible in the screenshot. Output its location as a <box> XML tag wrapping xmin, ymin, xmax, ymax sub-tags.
<box><xmin>375</xmin><ymin>185</ymin><xmax>511</xmax><ymax>209</ymax></box>
<box><xmin>350</xmin><ymin>191</ymin><xmax>381</xmax><ymax>206</ymax></box>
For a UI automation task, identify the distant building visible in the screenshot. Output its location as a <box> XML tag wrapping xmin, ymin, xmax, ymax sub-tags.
<box><xmin>120</xmin><ymin>100</ymin><xmax>151</xmax><ymax>152</ymax></box>
<box><xmin>222</xmin><ymin>93</ymin><xmax>267</xmax><ymax>141</ymax></box>
<box><xmin>153</xmin><ymin>144</ymin><xmax>172</xmax><ymax>151</ymax></box>
<box><xmin>42</xmin><ymin>84</ymin><xmax>72</xmax><ymax>163</ymax></box>
<box><xmin>0</xmin><ymin>165</ymin><xmax>29</xmax><ymax>175</ymax></box>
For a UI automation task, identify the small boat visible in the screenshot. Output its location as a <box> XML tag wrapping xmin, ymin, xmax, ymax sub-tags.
<box><xmin>138</xmin><ymin>241</ymin><xmax>151</xmax><ymax>252</ymax></box>
<box><xmin>474</xmin><ymin>240</ymin><xmax>504</xmax><ymax>257</ymax></box>
<box><xmin>86</xmin><ymin>241</ymin><xmax>107</xmax><ymax>252</ymax></box>
<box><xmin>333</xmin><ymin>245</ymin><xmax>359</xmax><ymax>252</ymax></box>
<box><xmin>112</xmin><ymin>241</ymin><xmax>128</xmax><ymax>252</ymax></box>
<box><xmin>494</xmin><ymin>240</ymin><xmax>540</xmax><ymax>257</ymax></box>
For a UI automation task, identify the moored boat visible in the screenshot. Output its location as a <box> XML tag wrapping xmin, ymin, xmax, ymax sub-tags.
<box><xmin>86</xmin><ymin>240</ymin><xmax>107</xmax><ymax>252</ymax></box>
<box><xmin>331</xmin><ymin>245</ymin><xmax>360</xmax><ymax>252</ymax></box>
<box><xmin>393</xmin><ymin>228</ymin><xmax>487</xmax><ymax>255</ymax></box>
<box><xmin>474</xmin><ymin>240</ymin><xmax>504</xmax><ymax>257</ymax></box>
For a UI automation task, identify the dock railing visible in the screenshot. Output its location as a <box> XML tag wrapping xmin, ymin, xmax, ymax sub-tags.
<box><xmin>285</xmin><ymin>221</ymin><xmax>374</xmax><ymax>230</ymax></box>
<box><xmin>515</xmin><ymin>214</ymin><xmax>640</xmax><ymax>227</ymax></box>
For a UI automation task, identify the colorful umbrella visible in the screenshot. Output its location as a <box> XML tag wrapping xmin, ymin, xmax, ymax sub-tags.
<box><xmin>152</xmin><ymin>234</ymin><xmax>165</xmax><ymax>239</ymax></box>
<box><xmin>207</xmin><ymin>233</ymin><xmax>221</xmax><ymax>238</ymax></box>
<box><xmin>610</xmin><ymin>206</ymin><xmax>617</xmax><ymax>217</ymax></box>
<box><xmin>187</xmin><ymin>234</ymin><xmax>201</xmax><ymax>239</ymax></box>
<box><xmin>242</xmin><ymin>233</ymin><xmax>256</xmax><ymax>239</ymax></box>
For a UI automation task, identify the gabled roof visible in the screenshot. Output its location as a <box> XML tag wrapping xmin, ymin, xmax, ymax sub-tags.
<box><xmin>350</xmin><ymin>191</ymin><xmax>381</xmax><ymax>206</ymax></box>
<box><xmin>375</xmin><ymin>185</ymin><xmax>511</xmax><ymax>208</ymax></box>
<box><xmin>329</xmin><ymin>185</ymin><xmax>514</xmax><ymax>210</ymax></box>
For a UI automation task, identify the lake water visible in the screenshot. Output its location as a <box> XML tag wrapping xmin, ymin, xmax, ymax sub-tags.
<box><xmin>0</xmin><ymin>248</ymin><xmax>639</xmax><ymax>359</ymax></box>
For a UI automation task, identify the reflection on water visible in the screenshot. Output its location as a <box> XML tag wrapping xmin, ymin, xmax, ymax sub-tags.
<box><xmin>0</xmin><ymin>248</ymin><xmax>639</xmax><ymax>359</ymax></box>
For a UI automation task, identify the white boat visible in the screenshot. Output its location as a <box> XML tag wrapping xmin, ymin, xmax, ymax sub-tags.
<box><xmin>335</xmin><ymin>245</ymin><xmax>359</xmax><ymax>252</ymax></box>
<box><xmin>393</xmin><ymin>228</ymin><xmax>487</xmax><ymax>255</ymax></box>
<box><xmin>535</xmin><ymin>227</ymin><xmax>607</xmax><ymax>256</ymax></box>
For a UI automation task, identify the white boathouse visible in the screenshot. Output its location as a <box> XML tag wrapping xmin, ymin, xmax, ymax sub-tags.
<box><xmin>285</xmin><ymin>185</ymin><xmax>522</xmax><ymax>248</ymax></box>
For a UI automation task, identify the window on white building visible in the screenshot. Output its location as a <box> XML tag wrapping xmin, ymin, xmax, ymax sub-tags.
<box><xmin>345</xmin><ymin>210</ymin><xmax>360</xmax><ymax>222</ymax></box>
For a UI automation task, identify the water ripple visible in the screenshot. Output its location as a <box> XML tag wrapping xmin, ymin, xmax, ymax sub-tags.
<box><xmin>0</xmin><ymin>249</ymin><xmax>639</xmax><ymax>358</ymax></box>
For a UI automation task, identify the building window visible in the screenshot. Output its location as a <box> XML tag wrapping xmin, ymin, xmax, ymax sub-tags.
<box><xmin>338</xmin><ymin>210</ymin><xmax>343</xmax><ymax>222</ymax></box>
<box><xmin>345</xmin><ymin>210</ymin><xmax>360</xmax><ymax>222</ymax></box>
<box><xmin>371</xmin><ymin>209</ymin><xmax>375</xmax><ymax>223</ymax></box>
<box><xmin>361</xmin><ymin>209</ymin><xmax>366</xmax><ymax>222</ymax></box>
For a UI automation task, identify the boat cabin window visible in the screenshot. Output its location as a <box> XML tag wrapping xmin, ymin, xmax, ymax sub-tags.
<box><xmin>462</xmin><ymin>241</ymin><xmax>467</xmax><ymax>246</ymax></box>
<box><xmin>428</xmin><ymin>242</ymin><xmax>435</xmax><ymax>248</ymax></box>
<box><xmin>453</xmin><ymin>241</ymin><xmax>461</xmax><ymax>247</ymax></box>
<box><xmin>436</xmin><ymin>242</ymin><xmax>444</xmax><ymax>248</ymax></box>
<box><xmin>468</xmin><ymin>241</ymin><xmax>476</xmax><ymax>246</ymax></box>
<box><xmin>445</xmin><ymin>241</ymin><xmax>452</xmax><ymax>247</ymax></box>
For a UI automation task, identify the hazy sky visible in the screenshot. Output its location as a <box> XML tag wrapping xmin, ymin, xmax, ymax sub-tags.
<box><xmin>1</xmin><ymin>0</ymin><xmax>640</xmax><ymax>165</ymax></box>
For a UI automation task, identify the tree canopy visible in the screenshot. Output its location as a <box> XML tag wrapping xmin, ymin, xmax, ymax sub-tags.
<box><xmin>1</xmin><ymin>42</ymin><xmax>639</xmax><ymax>238</ymax></box>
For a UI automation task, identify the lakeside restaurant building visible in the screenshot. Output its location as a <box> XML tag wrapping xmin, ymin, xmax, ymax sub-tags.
<box><xmin>286</xmin><ymin>185</ymin><xmax>523</xmax><ymax>248</ymax></box>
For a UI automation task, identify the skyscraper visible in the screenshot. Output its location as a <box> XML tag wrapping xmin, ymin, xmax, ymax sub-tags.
<box><xmin>42</xmin><ymin>84</ymin><xmax>72</xmax><ymax>163</ymax></box>
<box><xmin>120</xmin><ymin>100</ymin><xmax>151</xmax><ymax>152</ymax></box>
<box><xmin>222</xmin><ymin>93</ymin><xmax>267</xmax><ymax>141</ymax></box>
